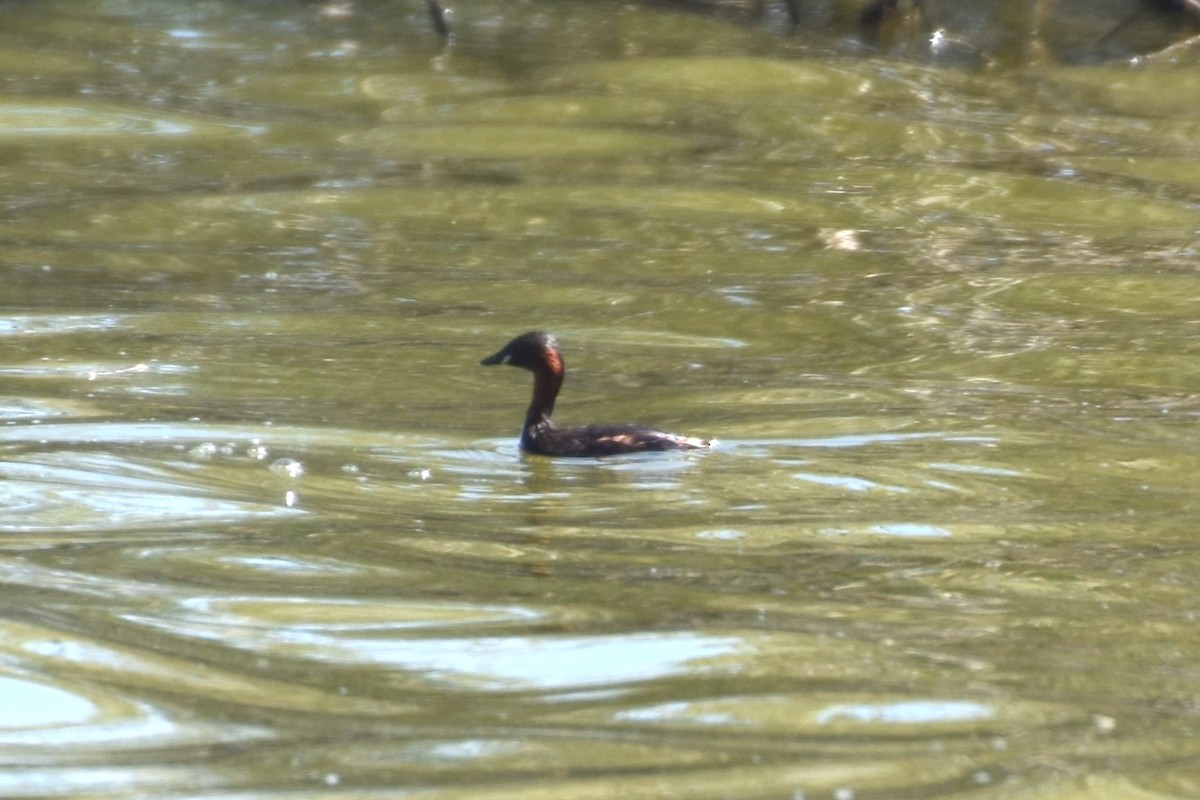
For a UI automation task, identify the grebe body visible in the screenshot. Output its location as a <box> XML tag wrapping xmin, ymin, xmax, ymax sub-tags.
<box><xmin>481</xmin><ymin>331</ymin><xmax>710</xmax><ymax>457</ymax></box>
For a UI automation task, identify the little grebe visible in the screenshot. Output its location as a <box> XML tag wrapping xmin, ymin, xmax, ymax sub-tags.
<box><xmin>481</xmin><ymin>331</ymin><xmax>711</xmax><ymax>457</ymax></box>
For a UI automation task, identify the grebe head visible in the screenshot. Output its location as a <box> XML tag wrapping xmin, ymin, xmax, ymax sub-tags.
<box><xmin>481</xmin><ymin>331</ymin><xmax>562</xmax><ymax>373</ymax></box>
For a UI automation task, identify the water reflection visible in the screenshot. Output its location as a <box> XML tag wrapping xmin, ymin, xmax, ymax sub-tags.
<box><xmin>1</xmin><ymin>1</ymin><xmax>1199</xmax><ymax>797</ymax></box>
<box><xmin>0</xmin><ymin>102</ymin><xmax>201</xmax><ymax>137</ymax></box>
<box><xmin>0</xmin><ymin>314</ymin><xmax>125</xmax><ymax>337</ymax></box>
<box><xmin>248</xmin><ymin>630</ymin><xmax>742</xmax><ymax>691</ymax></box>
<box><xmin>0</xmin><ymin>453</ymin><xmax>299</xmax><ymax>533</ymax></box>
<box><xmin>123</xmin><ymin>594</ymin><xmax>741</xmax><ymax>689</ymax></box>
<box><xmin>815</xmin><ymin>699</ymin><xmax>994</xmax><ymax>726</ymax></box>
<box><xmin>0</xmin><ymin>674</ymin><xmax>97</xmax><ymax>732</ymax></box>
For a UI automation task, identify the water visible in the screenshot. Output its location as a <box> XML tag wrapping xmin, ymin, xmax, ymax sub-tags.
<box><xmin>2</xmin><ymin>1</ymin><xmax>1199</xmax><ymax>798</ymax></box>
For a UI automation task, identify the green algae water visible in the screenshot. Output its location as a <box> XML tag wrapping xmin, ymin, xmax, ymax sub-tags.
<box><xmin>1</xmin><ymin>2</ymin><xmax>1198</xmax><ymax>798</ymax></box>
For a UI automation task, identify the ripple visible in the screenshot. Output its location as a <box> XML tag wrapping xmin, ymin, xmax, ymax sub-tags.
<box><xmin>0</xmin><ymin>453</ymin><xmax>297</xmax><ymax>534</ymax></box>
<box><xmin>550</xmin><ymin>57</ymin><xmax>864</xmax><ymax>101</ymax></box>
<box><xmin>127</xmin><ymin>596</ymin><xmax>741</xmax><ymax>690</ymax></box>
<box><xmin>345</xmin><ymin>632</ymin><xmax>742</xmax><ymax>690</ymax></box>
<box><xmin>140</xmin><ymin>595</ymin><xmax>547</xmax><ymax>634</ymax></box>
<box><xmin>816</xmin><ymin>699</ymin><xmax>994</xmax><ymax>726</ymax></box>
<box><xmin>343</xmin><ymin>124</ymin><xmax>695</xmax><ymax>161</ymax></box>
<box><xmin>793</xmin><ymin>470</ymin><xmax>910</xmax><ymax>493</ymax></box>
<box><xmin>217</xmin><ymin>554</ymin><xmax>363</xmax><ymax>576</ymax></box>
<box><xmin>0</xmin><ymin>623</ymin><xmax>268</xmax><ymax>751</ymax></box>
<box><xmin>380</xmin><ymin>93</ymin><xmax>672</xmax><ymax>128</ymax></box>
<box><xmin>0</xmin><ymin>360</ymin><xmax>192</xmax><ymax>381</ymax></box>
<box><xmin>600</xmin><ymin>692</ymin><xmax>1069</xmax><ymax>739</ymax></box>
<box><xmin>0</xmin><ymin>420</ymin><xmax>437</xmax><ymax>450</ymax></box>
<box><xmin>728</xmin><ymin>432</ymin><xmax>998</xmax><ymax>450</ymax></box>
<box><xmin>361</xmin><ymin>73</ymin><xmax>511</xmax><ymax>103</ymax></box>
<box><xmin>0</xmin><ymin>314</ymin><xmax>125</xmax><ymax>336</ymax></box>
<box><xmin>12</xmin><ymin>615</ymin><xmax>401</xmax><ymax>718</ymax></box>
<box><xmin>0</xmin><ymin>398</ymin><xmax>100</xmax><ymax>421</ymax></box>
<box><xmin>0</xmin><ymin>101</ymin><xmax>244</xmax><ymax>137</ymax></box>
<box><xmin>869</xmin><ymin>522</ymin><xmax>953</xmax><ymax>538</ymax></box>
<box><xmin>0</xmin><ymin>674</ymin><xmax>96</xmax><ymax>731</ymax></box>
<box><xmin>0</xmin><ymin>768</ymin><xmax>215</xmax><ymax>799</ymax></box>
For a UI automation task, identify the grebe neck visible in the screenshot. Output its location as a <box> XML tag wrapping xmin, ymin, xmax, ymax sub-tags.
<box><xmin>526</xmin><ymin>366</ymin><xmax>562</xmax><ymax>428</ymax></box>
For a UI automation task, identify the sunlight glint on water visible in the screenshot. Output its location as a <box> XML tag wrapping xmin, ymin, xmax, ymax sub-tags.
<box><xmin>0</xmin><ymin>0</ymin><xmax>1198</xmax><ymax>798</ymax></box>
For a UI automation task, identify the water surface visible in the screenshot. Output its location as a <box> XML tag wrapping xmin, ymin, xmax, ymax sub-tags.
<box><xmin>1</xmin><ymin>2</ymin><xmax>1199</xmax><ymax>798</ymax></box>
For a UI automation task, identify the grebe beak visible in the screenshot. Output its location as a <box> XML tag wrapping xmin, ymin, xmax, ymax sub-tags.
<box><xmin>480</xmin><ymin>350</ymin><xmax>509</xmax><ymax>366</ymax></box>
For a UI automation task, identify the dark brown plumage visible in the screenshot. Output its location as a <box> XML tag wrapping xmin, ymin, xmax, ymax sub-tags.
<box><xmin>481</xmin><ymin>331</ymin><xmax>711</xmax><ymax>457</ymax></box>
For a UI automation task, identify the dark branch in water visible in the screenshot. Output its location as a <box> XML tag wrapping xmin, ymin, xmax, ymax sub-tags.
<box><xmin>427</xmin><ymin>0</ymin><xmax>453</xmax><ymax>40</ymax></box>
<box><xmin>784</xmin><ymin>0</ymin><xmax>801</xmax><ymax>30</ymax></box>
<box><xmin>1099</xmin><ymin>0</ymin><xmax>1200</xmax><ymax>47</ymax></box>
<box><xmin>859</xmin><ymin>0</ymin><xmax>932</xmax><ymax>36</ymax></box>
<box><xmin>1168</xmin><ymin>0</ymin><xmax>1200</xmax><ymax>15</ymax></box>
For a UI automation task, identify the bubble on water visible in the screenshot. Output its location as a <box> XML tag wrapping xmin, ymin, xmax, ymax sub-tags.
<box><xmin>269</xmin><ymin>458</ymin><xmax>304</xmax><ymax>479</ymax></box>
